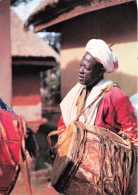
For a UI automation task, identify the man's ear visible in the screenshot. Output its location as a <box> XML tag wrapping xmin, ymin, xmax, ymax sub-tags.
<box><xmin>96</xmin><ymin>63</ymin><xmax>105</xmax><ymax>77</ymax></box>
<box><xmin>98</xmin><ymin>71</ymin><xmax>104</xmax><ymax>77</ymax></box>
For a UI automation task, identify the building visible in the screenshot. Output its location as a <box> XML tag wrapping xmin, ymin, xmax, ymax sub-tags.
<box><xmin>11</xmin><ymin>10</ymin><xmax>60</xmax><ymax>127</ymax></box>
<box><xmin>25</xmin><ymin>0</ymin><xmax>137</xmax><ymax>98</ymax></box>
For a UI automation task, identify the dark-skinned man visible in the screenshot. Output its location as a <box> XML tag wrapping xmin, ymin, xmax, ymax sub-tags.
<box><xmin>53</xmin><ymin>39</ymin><xmax>137</xmax><ymax>195</ymax></box>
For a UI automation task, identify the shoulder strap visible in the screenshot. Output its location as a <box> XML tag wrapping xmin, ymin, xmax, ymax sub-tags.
<box><xmin>76</xmin><ymin>82</ymin><xmax>117</xmax><ymax>121</ymax></box>
<box><xmin>18</xmin><ymin>118</ymin><xmax>32</xmax><ymax>195</ymax></box>
<box><xmin>19</xmin><ymin>150</ymin><xmax>32</xmax><ymax>195</ymax></box>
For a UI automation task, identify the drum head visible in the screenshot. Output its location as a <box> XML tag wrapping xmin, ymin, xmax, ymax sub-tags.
<box><xmin>51</xmin><ymin>121</ymin><xmax>86</xmax><ymax>193</ymax></box>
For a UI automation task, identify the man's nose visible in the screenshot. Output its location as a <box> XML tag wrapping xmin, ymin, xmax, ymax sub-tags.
<box><xmin>79</xmin><ymin>66</ymin><xmax>84</xmax><ymax>73</ymax></box>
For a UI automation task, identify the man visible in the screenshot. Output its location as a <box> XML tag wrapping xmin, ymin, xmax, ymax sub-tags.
<box><xmin>51</xmin><ymin>39</ymin><xmax>137</xmax><ymax>195</ymax></box>
<box><xmin>57</xmin><ymin>39</ymin><xmax>137</xmax><ymax>146</ymax></box>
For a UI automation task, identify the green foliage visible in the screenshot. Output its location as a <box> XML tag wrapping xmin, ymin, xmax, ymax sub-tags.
<box><xmin>41</xmin><ymin>66</ymin><xmax>61</xmax><ymax>105</ymax></box>
<box><xmin>42</xmin><ymin>32</ymin><xmax>61</xmax><ymax>54</ymax></box>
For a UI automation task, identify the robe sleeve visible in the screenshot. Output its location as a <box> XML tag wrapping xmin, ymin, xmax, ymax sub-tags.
<box><xmin>114</xmin><ymin>95</ymin><xmax>137</xmax><ymax>145</ymax></box>
<box><xmin>56</xmin><ymin>115</ymin><xmax>67</xmax><ymax>147</ymax></box>
<box><xmin>95</xmin><ymin>86</ymin><xmax>137</xmax><ymax>147</ymax></box>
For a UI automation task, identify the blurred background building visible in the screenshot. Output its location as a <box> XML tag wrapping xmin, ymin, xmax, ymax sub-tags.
<box><xmin>11</xmin><ymin>10</ymin><xmax>60</xmax><ymax>126</ymax></box>
<box><xmin>25</xmin><ymin>0</ymin><xmax>137</xmax><ymax>98</ymax></box>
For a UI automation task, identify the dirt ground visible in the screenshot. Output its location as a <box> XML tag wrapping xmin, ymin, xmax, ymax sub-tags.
<box><xmin>11</xmin><ymin>110</ymin><xmax>60</xmax><ymax>195</ymax></box>
<box><xmin>11</xmin><ymin>121</ymin><xmax>59</xmax><ymax>195</ymax></box>
<box><xmin>11</xmin><ymin>169</ymin><xmax>58</xmax><ymax>195</ymax></box>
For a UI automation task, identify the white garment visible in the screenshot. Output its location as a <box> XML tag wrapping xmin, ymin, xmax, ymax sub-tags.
<box><xmin>85</xmin><ymin>39</ymin><xmax>119</xmax><ymax>73</ymax></box>
<box><xmin>60</xmin><ymin>79</ymin><xmax>116</xmax><ymax>127</ymax></box>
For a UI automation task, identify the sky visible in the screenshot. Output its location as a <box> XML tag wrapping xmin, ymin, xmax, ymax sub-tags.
<box><xmin>11</xmin><ymin>0</ymin><xmax>47</xmax><ymax>38</ymax></box>
<box><xmin>11</xmin><ymin>0</ymin><xmax>43</xmax><ymax>22</ymax></box>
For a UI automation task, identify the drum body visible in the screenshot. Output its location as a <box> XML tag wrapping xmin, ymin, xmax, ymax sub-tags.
<box><xmin>51</xmin><ymin>121</ymin><xmax>136</xmax><ymax>195</ymax></box>
<box><xmin>0</xmin><ymin>110</ymin><xmax>26</xmax><ymax>195</ymax></box>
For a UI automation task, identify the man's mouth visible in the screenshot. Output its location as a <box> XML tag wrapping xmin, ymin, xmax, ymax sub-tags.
<box><xmin>79</xmin><ymin>75</ymin><xmax>85</xmax><ymax>83</ymax></box>
<box><xmin>79</xmin><ymin>74</ymin><xmax>84</xmax><ymax>79</ymax></box>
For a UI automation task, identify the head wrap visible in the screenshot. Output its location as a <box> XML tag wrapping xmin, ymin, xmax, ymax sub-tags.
<box><xmin>85</xmin><ymin>39</ymin><xmax>119</xmax><ymax>73</ymax></box>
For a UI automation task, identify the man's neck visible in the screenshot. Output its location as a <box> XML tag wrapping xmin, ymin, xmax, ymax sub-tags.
<box><xmin>86</xmin><ymin>77</ymin><xmax>103</xmax><ymax>93</ymax></box>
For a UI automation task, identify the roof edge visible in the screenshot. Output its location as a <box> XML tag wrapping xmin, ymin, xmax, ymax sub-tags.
<box><xmin>25</xmin><ymin>0</ymin><xmax>134</xmax><ymax>32</ymax></box>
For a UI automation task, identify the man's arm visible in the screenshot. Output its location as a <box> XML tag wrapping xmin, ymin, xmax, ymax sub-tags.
<box><xmin>96</xmin><ymin>86</ymin><xmax>137</xmax><ymax>145</ymax></box>
<box><xmin>115</xmin><ymin>96</ymin><xmax>137</xmax><ymax>145</ymax></box>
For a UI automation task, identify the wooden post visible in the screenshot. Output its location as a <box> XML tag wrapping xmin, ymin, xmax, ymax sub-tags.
<box><xmin>0</xmin><ymin>0</ymin><xmax>12</xmax><ymax>107</ymax></box>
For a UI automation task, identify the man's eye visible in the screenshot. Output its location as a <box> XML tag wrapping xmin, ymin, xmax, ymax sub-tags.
<box><xmin>86</xmin><ymin>67</ymin><xmax>91</xmax><ymax>70</ymax></box>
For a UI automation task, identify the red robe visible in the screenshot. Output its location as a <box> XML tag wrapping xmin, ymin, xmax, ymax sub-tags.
<box><xmin>57</xmin><ymin>86</ymin><xmax>137</xmax><ymax>145</ymax></box>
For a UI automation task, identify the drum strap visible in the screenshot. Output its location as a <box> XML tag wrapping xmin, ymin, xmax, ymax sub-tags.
<box><xmin>13</xmin><ymin>118</ymin><xmax>32</xmax><ymax>195</ymax></box>
<box><xmin>18</xmin><ymin>119</ymin><xmax>32</xmax><ymax>195</ymax></box>
<box><xmin>47</xmin><ymin>130</ymin><xmax>59</xmax><ymax>153</ymax></box>
<box><xmin>19</xmin><ymin>149</ymin><xmax>32</xmax><ymax>195</ymax></box>
<box><xmin>76</xmin><ymin>82</ymin><xmax>117</xmax><ymax>121</ymax></box>
<box><xmin>47</xmin><ymin>122</ymin><xmax>86</xmax><ymax>160</ymax></box>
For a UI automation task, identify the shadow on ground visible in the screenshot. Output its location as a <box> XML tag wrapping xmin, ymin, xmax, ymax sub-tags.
<box><xmin>35</xmin><ymin>122</ymin><xmax>58</xmax><ymax>170</ymax></box>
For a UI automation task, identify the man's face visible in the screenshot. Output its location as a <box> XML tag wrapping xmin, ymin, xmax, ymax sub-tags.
<box><xmin>79</xmin><ymin>52</ymin><xmax>103</xmax><ymax>86</ymax></box>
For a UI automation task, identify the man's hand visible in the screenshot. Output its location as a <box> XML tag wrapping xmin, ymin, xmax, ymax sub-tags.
<box><xmin>47</xmin><ymin>145</ymin><xmax>58</xmax><ymax>160</ymax></box>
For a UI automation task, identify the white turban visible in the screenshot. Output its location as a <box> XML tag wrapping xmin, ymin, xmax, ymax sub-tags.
<box><xmin>85</xmin><ymin>39</ymin><xmax>119</xmax><ymax>73</ymax></box>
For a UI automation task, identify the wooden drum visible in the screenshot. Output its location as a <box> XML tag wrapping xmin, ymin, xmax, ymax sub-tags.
<box><xmin>51</xmin><ymin>121</ymin><xmax>136</xmax><ymax>195</ymax></box>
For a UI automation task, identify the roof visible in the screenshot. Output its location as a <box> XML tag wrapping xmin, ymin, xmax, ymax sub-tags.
<box><xmin>24</xmin><ymin>0</ymin><xmax>134</xmax><ymax>32</ymax></box>
<box><xmin>11</xmin><ymin>10</ymin><xmax>60</xmax><ymax>64</ymax></box>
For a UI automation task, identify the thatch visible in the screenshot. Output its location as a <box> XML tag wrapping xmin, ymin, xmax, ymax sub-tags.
<box><xmin>11</xmin><ymin>10</ymin><xmax>60</xmax><ymax>64</ymax></box>
<box><xmin>25</xmin><ymin>0</ymin><xmax>95</xmax><ymax>25</ymax></box>
<box><xmin>24</xmin><ymin>0</ymin><xmax>133</xmax><ymax>32</ymax></box>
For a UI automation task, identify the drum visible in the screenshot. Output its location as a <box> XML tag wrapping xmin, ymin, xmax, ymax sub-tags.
<box><xmin>0</xmin><ymin>110</ymin><xmax>31</xmax><ymax>195</ymax></box>
<box><xmin>51</xmin><ymin>121</ymin><xmax>136</xmax><ymax>195</ymax></box>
